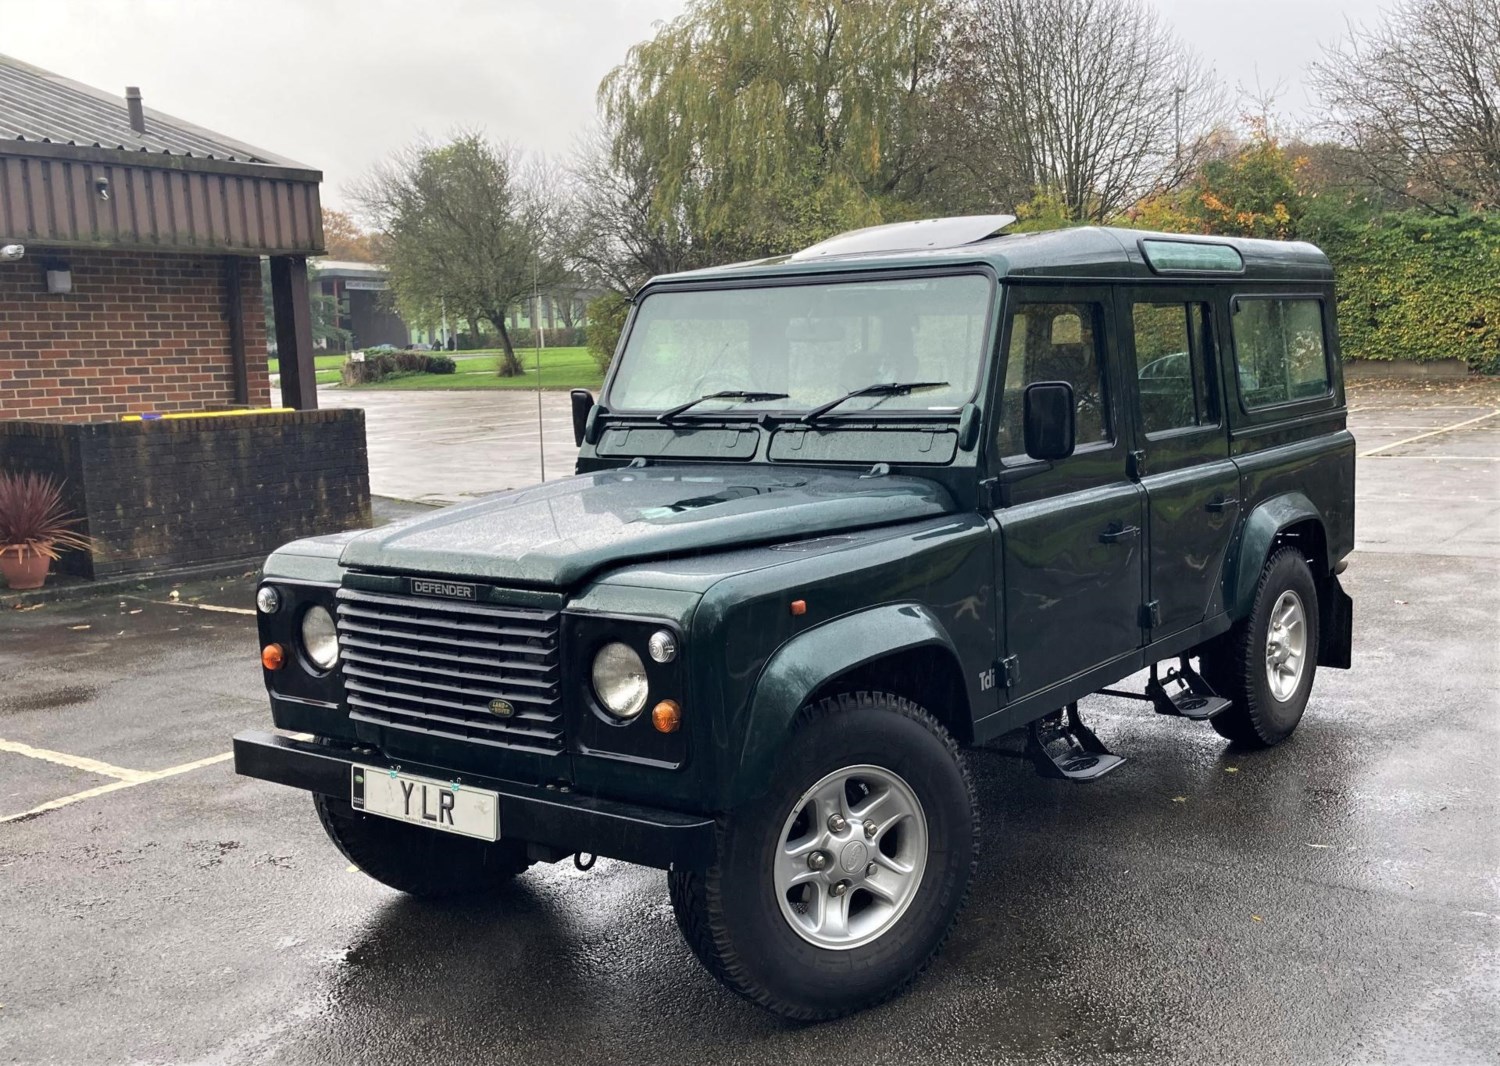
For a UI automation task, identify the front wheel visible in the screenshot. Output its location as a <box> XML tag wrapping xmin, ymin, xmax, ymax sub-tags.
<box><xmin>668</xmin><ymin>692</ymin><xmax>976</xmax><ymax>1020</ymax></box>
<box><xmin>1201</xmin><ymin>546</ymin><xmax>1320</xmax><ymax>747</ymax></box>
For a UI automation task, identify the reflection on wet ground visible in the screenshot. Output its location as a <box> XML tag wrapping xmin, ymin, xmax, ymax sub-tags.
<box><xmin>0</xmin><ymin>385</ymin><xmax>1495</xmax><ymax>1064</ymax></box>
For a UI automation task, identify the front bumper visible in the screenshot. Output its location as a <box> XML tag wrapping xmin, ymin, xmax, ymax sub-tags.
<box><xmin>233</xmin><ymin>730</ymin><xmax>716</xmax><ymax>871</ymax></box>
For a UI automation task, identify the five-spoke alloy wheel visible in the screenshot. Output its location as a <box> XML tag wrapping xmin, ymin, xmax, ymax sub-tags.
<box><xmin>668</xmin><ymin>691</ymin><xmax>976</xmax><ymax>1021</ymax></box>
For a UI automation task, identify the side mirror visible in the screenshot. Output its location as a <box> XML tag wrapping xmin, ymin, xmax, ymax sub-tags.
<box><xmin>570</xmin><ymin>389</ymin><xmax>594</xmax><ymax>448</ymax></box>
<box><xmin>1023</xmin><ymin>381</ymin><xmax>1075</xmax><ymax>462</ymax></box>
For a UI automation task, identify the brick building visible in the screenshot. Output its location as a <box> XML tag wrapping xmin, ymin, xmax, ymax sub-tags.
<box><xmin>0</xmin><ymin>55</ymin><xmax>368</xmax><ymax>581</ymax></box>
<box><xmin>0</xmin><ymin>53</ymin><xmax>325</xmax><ymax>418</ymax></box>
<box><xmin>1</xmin><ymin>252</ymin><xmax>269</xmax><ymax>420</ymax></box>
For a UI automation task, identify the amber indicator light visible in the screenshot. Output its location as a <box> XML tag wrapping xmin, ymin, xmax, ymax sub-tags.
<box><xmin>790</xmin><ymin>599</ymin><xmax>807</xmax><ymax>616</ymax></box>
<box><xmin>261</xmin><ymin>643</ymin><xmax>286</xmax><ymax>670</ymax></box>
<box><xmin>652</xmin><ymin>700</ymin><xmax>682</xmax><ymax>733</ymax></box>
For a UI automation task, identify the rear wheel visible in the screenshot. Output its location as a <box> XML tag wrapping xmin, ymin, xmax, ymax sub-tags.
<box><xmin>314</xmin><ymin>792</ymin><xmax>533</xmax><ymax>898</ymax></box>
<box><xmin>1201</xmin><ymin>547</ymin><xmax>1320</xmax><ymax>747</ymax></box>
<box><xmin>668</xmin><ymin>691</ymin><xmax>976</xmax><ymax>1020</ymax></box>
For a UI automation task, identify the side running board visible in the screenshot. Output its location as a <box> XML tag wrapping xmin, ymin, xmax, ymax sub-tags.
<box><xmin>1027</xmin><ymin>702</ymin><xmax>1126</xmax><ymax>782</ymax></box>
<box><xmin>1100</xmin><ymin>657</ymin><xmax>1232</xmax><ymax>722</ymax></box>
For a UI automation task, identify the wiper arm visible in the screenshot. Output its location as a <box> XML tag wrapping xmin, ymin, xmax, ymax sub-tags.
<box><xmin>656</xmin><ymin>390</ymin><xmax>790</xmax><ymax>423</ymax></box>
<box><xmin>800</xmin><ymin>381</ymin><xmax>950</xmax><ymax>422</ymax></box>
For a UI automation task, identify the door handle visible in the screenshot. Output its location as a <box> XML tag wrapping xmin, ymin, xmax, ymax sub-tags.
<box><xmin>1098</xmin><ymin>524</ymin><xmax>1141</xmax><ymax>544</ymax></box>
<box><xmin>1205</xmin><ymin>496</ymin><xmax>1239</xmax><ymax>513</ymax></box>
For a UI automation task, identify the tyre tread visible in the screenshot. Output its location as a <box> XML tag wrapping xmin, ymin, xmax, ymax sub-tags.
<box><xmin>668</xmin><ymin>690</ymin><xmax>977</xmax><ymax>1021</ymax></box>
<box><xmin>314</xmin><ymin>792</ymin><xmax>532</xmax><ymax>897</ymax></box>
<box><xmin>1204</xmin><ymin>546</ymin><xmax>1317</xmax><ymax>747</ymax></box>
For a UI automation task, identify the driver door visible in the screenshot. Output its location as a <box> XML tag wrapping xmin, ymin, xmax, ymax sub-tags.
<box><xmin>990</xmin><ymin>285</ymin><xmax>1147</xmax><ymax>705</ymax></box>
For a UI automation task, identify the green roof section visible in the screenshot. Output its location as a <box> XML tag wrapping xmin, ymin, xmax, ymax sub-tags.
<box><xmin>646</xmin><ymin>224</ymin><xmax>1333</xmax><ymax>290</ymax></box>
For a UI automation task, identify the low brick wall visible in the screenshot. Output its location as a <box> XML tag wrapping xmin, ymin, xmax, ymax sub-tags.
<box><xmin>0</xmin><ymin>410</ymin><xmax>370</xmax><ymax>579</ymax></box>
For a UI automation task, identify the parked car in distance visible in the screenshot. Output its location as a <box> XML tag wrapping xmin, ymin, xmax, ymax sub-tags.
<box><xmin>236</xmin><ymin>217</ymin><xmax>1355</xmax><ymax>1020</ymax></box>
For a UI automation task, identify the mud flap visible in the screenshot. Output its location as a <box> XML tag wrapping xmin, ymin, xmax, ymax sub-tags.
<box><xmin>1318</xmin><ymin>572</ymin><xmax>1353</xmax><ymax>670</ymax></box>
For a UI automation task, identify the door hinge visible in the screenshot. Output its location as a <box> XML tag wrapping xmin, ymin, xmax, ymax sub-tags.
<box><xmin>1127</xmin><ymin>449</ymin><xmax>1146</xmax><ymax>480</ymax></box>
<box><xmin>1000</xmin><ymin>655</ymin><xmax>1021</xmax><ymax>689</ymax></box>
<box><xmin>1140</xmin><ymin>600</ymin><xmax>1161</xmax><ymax>629</ymax></box>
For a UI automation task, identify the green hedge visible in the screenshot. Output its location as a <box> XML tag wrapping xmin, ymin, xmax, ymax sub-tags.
<box><xmin>341</xmin><ymin>349</ymin><xmax>456</xmax><ymax>385</ymax></box>
<box><xmin>1320</xmin><ymin>213</ymin><xmax>1500</xmax><ymax>373</ymax></box>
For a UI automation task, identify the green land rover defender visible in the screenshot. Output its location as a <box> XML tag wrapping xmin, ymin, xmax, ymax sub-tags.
<box><xmin>236</xmin><ymin>217</ymin><xmax>1354</xmax><ymax>1020</ymax></box>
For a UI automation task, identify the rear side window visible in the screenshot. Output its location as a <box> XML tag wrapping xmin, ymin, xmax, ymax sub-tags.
<box><xmin>1132</xmin><ymin>301</ymin><xmax>1215</xmax><ymax>434</ymax></box>
<box><xmin>1231</xmin><ymin>298</ymin><xmax>1330</xmax><ymax>409</ymax></box>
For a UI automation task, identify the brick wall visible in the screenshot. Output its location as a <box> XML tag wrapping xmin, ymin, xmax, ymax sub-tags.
<box><xmin>0</xmin><ymin>249</ymin><xmax>270</xmax><ymax>422</ymax></box>
<box><xmin>0</xmin><ymin>410</ymin><xmax>370</xmax><ymax>579</ymax></box>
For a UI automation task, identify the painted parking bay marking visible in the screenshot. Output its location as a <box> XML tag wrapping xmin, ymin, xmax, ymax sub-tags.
<box><xmin>0</xmin><ymin>732</ymin><xmax>315</xmax><ymax>823</ymax></box>
<box><xmin>1358</xmin><ymin>409</ymin><xmax>1499</xmax><ymax>457</ymax></box>
<box><xmin>0</xmin><ymin>737</ymin><xmax>151</xmax><ymax>783</ymax></box>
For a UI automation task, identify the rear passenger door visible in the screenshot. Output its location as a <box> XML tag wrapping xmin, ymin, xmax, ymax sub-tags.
<box><xmin>1121</xmin><ymin>288</ymin><xmax>1239</xmax><ymax>640</ymax></box>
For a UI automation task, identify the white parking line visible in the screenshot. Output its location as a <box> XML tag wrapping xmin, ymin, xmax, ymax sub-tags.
<box><xmin>0</xmin><ymin>731</ymin><xmax>313</xmax><ymax>824</ymax></box>
<box><xmin>136</xmin><ymin>599</ymin><xmax>256</xmax><ymax>615</ymax></box>
<box><xmin>0</xmin><ymin>738</ymin><xmax>150</xmax><ymax>783</ymax></box>
<box><xmin>0</xmin><ymin>750</ymin><xmax>234</xmax><ymax>824</ymax></box>
<box><xmin>1358</xmin><ymin>409</ymin><xmax>1500</xmax><ymax>457</ymax></box>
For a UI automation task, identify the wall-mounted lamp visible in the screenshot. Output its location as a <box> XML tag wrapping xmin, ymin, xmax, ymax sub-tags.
<box><xmin>0</xmin><ymin>243</ymin><xmax>24</xmax><ymax>261</ymax></box>
<box><xmin>43</xmin><ymin>259</ymin><xmax>72</xmax><ymax>294</ymax></box>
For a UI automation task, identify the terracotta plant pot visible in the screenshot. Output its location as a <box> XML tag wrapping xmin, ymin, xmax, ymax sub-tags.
<box><xmin>0</xmin><ymin>546</ymin><xmax>52</xmax><ymax>590</ymax></box>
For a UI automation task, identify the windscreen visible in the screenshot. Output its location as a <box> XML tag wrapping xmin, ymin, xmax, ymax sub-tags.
<box><xmin>607</xmin><ymin>274</ymin><xmax>994</xmax><ymax>416</ymax></box>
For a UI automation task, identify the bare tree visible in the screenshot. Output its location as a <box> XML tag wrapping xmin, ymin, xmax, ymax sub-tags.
<box><xmin>563</xmin><ymin>122</ymin><xmax>701</xmax><ymax>296</ymax></box>
<box><xmin>350</xmin><ymin>133</ymin><xmax>565</xmax><ymax>375</ymax></box>
<box><xmin>1312</xmin><ymin>0</ymin><xmax>1500</xmax><ymax>213</ymax></box>
<box><xmin>941</xmin><ymin>0</ymin><xmax>1226</xmax><ymax>221</ymax></box>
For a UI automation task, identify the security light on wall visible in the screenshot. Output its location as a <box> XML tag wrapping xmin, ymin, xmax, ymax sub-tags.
<box><xmin>0</xmin><ymin>243</ymin><xmax>23</xmax><ymax>261</ymax></box>
<box><xmin>43</xmin><ymin>260</ymin><xmax>72</xmax><ymax>294</ymax></box>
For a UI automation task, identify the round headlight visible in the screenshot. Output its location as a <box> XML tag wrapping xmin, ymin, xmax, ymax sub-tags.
<box><xmin>647</xmin><ymin>629</ymin><xmax>678</xmax><ymax>664</ymax></box>
<box><xmin>300</xmin><ymin>605</ymin><xmax>339</xmax><ymax>670</ymax></box>
<box><xmin>255</xmin><ymin>585</ymin><xmax>281</xmax><ymax>614</ymax></box>
<box><xmin>591</xmin><ymin>641</ymin><xmax>648</xmax><ymax>719</ymax></box>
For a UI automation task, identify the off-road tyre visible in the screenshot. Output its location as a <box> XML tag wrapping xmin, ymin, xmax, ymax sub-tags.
<box><xmin>667</xmin><ymin>691</ymin><xmax>977</xmax><ymax>1021</ymax></box>
<box><xmin>314</xmin><ymin>792</ymin><xmax>533</xmax><ymax>898</ymax></box>
<box><xmin>1201</xmin><ymin>547</ymin><xmax>1320</xmax><ymax>748</ymax></box>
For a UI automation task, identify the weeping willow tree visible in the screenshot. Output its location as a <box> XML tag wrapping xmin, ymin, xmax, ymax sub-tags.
<box><xmin>600</xmin><ymin>0</ymin><xmax>953</xmax><ymax>262</ymax></box>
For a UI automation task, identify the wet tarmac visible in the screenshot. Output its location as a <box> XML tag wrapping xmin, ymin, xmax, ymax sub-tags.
<box><xmin>0</xmin><ymin>382</ymin><xmax>1496</xmax><ymax>1065</ymax></box>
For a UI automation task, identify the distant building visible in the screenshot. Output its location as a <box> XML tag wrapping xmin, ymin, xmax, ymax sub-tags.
<box><xmin>311</xmin><ymin>260</ymin><xmax>409</xmax><ymax>351</ymax></box>
<box><xmin>311</xmin><ymin>260</ymin><xmax>596</xmax><ymax>350</ymax></box>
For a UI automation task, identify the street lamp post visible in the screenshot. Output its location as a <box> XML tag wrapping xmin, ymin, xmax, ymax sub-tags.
<box><xmin>1174</xmin><ymin>85</ymin><xmax>1186</xmax><ymax>170</ymax></box>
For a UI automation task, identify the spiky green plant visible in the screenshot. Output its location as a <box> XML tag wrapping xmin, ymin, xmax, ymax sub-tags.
<box><xmin>0</xmin><ymin>472</ymin><xmax>93</xmax><ymax>560</ymax></box>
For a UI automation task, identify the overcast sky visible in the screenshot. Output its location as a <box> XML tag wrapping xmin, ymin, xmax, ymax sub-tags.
<box><xmin>4</xmin><ymin>0</ymin><xmax>1390</xmax><ymax>212</ymax></box>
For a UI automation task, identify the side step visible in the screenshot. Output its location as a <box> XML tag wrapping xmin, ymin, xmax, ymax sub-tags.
<box><xmin>1146</xmin><ymin>658</ymin><xmax>1232</xmax><ymax>720</ymax></box>
<box><xmin>1100</xmin><ymin>657</ymin><xmax>1232</xmax><ymax>722</ymax></box>
<box><xmin>1027</xmin><ymin>703</ymin><xmax>1126</xmax><ymax>782</ymax></box>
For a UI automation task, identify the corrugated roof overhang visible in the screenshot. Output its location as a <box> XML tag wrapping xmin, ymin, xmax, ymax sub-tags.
<box><xmin>0</xmin><ymin>140</ymin><xmax>324</xmax><ymax>256</ymax></box>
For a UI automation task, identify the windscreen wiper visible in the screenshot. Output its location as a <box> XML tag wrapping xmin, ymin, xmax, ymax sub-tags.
<box><xmin>656</xmin><ymin>390</ymin><xmax>790</xmax><ymax>423</ymax></box>
<box><xmin>800</xmin><ymin>381</ymin><xmax>950</xmax><ymax>423</ymax></box>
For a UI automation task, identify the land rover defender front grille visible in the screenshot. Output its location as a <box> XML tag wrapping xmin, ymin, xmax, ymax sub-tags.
<box><xmin>335</xmin><ymin>586</ymin><xmax>564</xmax><ymax>754</ymax></box>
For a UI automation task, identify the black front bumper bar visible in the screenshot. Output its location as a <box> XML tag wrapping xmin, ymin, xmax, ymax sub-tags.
<box><xmin>233</xmin><ymin>730</ymin><xmax>716</xmax><ymax>871</ymax></box>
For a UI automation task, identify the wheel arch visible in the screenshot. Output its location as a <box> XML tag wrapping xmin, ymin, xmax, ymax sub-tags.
<box><xmin>724</xmin><ymin>604</ymin><xmax>972</xmax><ymax>810</ymax></box>
<box><xmin>1229</xmin><ymin>492</ymin><xmax>1330</xmax><ymax>620</ymax></box>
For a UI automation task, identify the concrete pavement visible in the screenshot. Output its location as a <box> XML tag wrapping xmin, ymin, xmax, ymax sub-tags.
<box><xmin>0</xmin><ymin>380</ymin><xmax>1495</xmax><ymax>1065</ymax></box>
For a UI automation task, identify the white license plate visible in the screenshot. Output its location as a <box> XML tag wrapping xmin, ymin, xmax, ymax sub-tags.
<box><xmin>351</xmin><ymin>765</ymin><xmax>500</xmax><ymax>841</ymax></box>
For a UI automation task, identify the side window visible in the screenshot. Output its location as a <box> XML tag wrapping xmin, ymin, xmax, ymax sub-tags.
<box><xmin>999</xmin><ymin>302</ymin><xmax>1111</xmax><ymax>457</ymax></box>
<box><xmin>1231</xmin><ymin>297</ymin><xmax>1330</xmax><ymax>408</ymax></box>
<box><xmin>1132</xmin><ymin>301</ymin><xmax>1216</xmax><ymax>435</ymax></box>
